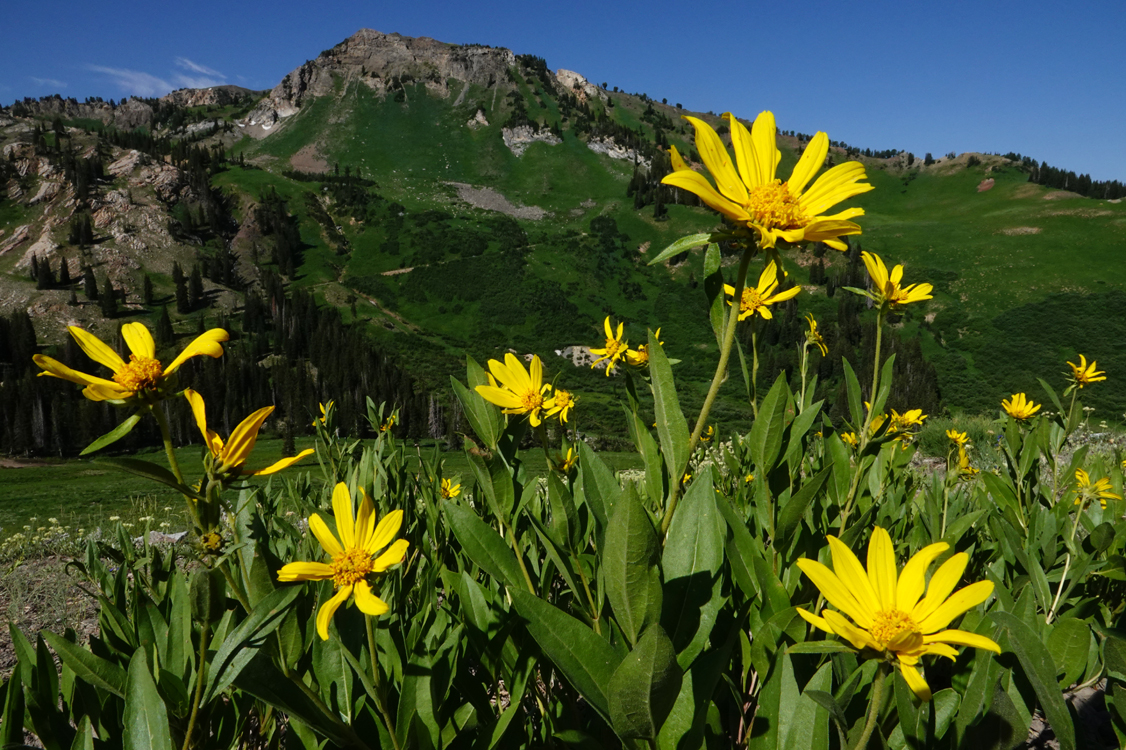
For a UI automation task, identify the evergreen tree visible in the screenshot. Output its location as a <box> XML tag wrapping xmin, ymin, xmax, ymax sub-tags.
<box><xmin>83</xmin><ymin>266</ymin><xmax>98</xmax><ymax>300</ymax></box>
<box><xmin>143</xmin><ymin>274</ymin><xmax>154</xmax><ymax>305</ymax></box>
<box><xmin>155</xmin><ymin>305</ymin><xmax>174</xmax><ymax>346</ymax></box>
<box><xmin>59</xmin><ymin>258</ymin><xmax>71</xmax><ymax>286</ymax></box>
<box><xmin>35</xmin><ymin>256</ymin><xmax>54</xmax><ymax>289</ymax></box>
<box><xmin>188</xmin><ymin>265</ymin><xmax>204</xmax><ymax>310</ymax></box>
<box><xmin>30</xmin><ymin>253</ymin><xmax>39</xmax><ymax>282</ymax></box>
<box><xmin>100</xmin><ymin>277</ymin><xmax>117</xmax><ymax>317</ymax></box>
<box><xmin>173</xmin><ymin>261</ymin><xmax>190</xmax><ymax>313</ymax></box>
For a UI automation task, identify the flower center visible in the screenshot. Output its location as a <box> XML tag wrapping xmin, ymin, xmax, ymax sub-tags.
<box><xmin>113</xmin><ymin>355</ymin><xmax>164</xmax><ymax>392</ymax></box>
<box><xmin>520</xmin><ymin>388</ymin><xmax>545</xmax><ymax>412</ymax></box>
<box><xmin>739</xmin><ymin>287</ymin><xmax>764</xmax><ymax>314</ymax></box>
<box><xmin>745</xmin><ymin>180</ymin><xmax>806</xmax><ymax>229</ymax></box>
<box><xmin>603</xmin><ymin>338</ymin><xmax>625</xmax><ymax>359</ymax></box>
<box><xmin>554</xmin><ymin>389</ymin><xmax>574</xmax><ymax>408</ymax></box>
<box><xmin>331</xmin><ymin>548</ymin><xmax>374</xmax><ymax>588</ymax></box>
<box><xmin>869</xmin><ymin>609</ymin><xmax>918</xmax><ymax>648</ymax></box>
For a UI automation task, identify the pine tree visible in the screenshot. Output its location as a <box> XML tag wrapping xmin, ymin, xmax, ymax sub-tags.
<box><xmin>173</xmin><ymin>262</ymin><xmax>190</xmax><ymax>313</ymax></box>
<box><xmin>100</xmin><ymin>277</ymin><xmax>117</xmax><ymax>317</ymax></box>
<box><xmin>35</xmin><ymin>256</ymin><xmax>54</xmax><ymax>289</ymax></box>
<box><xmin>156</xmin><ymin>305</ymin><xmax>174</xmax><ymax>346</ymax></box>
<box><xmin>83</xmin><ymin>266</ymin><xmax>98</xmax><ymax>300</ymax></box>
<box><xmin>58</xmin><ymin>258</ymin><xmax>71</xmax><ymax>286</ymax></box>
<box><xmin>142</xmin><ymin>274</ymin><xmax>154</xmax><ymax>305</ymax></box>
<box><xmin>188</xmin><ymin>265</ymin><xmax>204</xmax><ymax>310</ymax></box>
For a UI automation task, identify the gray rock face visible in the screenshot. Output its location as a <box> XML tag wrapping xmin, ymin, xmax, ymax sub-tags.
<box><xmin>10</xmin><ymin>95</ymin><xmax>154</xmax><ymax>130</ymax></box>
<box><xmin>245</xmin><ymin>29</ymin><xmax>516</xmax><ymax>135</ymax></box>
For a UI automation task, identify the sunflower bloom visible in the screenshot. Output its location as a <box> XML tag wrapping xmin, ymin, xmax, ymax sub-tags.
<box><xmin>1067</xmin><ymin>355</ymin><xmax>1106</xmax><ymax>388</ymax></box>
<box><xmin>946</xmin><ymin>430</ymin><xmax>970</xmax><ymax>448</ymax></box>
<box><xmin>589</xmin><ymin>317</ymin><xmax>629</xmax><ymax>375</ymax></box>
<box><xmin>805</xmin><ymin>314</ymin><xmax>828</xmax><ymax>356</ymax></box>
<box><xmin>475</xmin><ymin>353</ymin><xmax>552</xmax><ymax>426</ymax></box>
<box><xmin>186</xmin><ymin>389</ymin><xmax>314</xmax><ymax>477</ymax></box>
<box><xmin>840</xmin><ymin>432</ymin><xmax>859</xmax><ymax>448</ymax></box>
<box><xmin>1074</xmin><ymin>469</ymin><xmax>1121</xmax><ymax>510</ymax></box>
<box><xmin>662</xmin><ymin>111</ymin><xmax>873</xmax><ymax>250</ymax></box>
<box><xmin>861</xmin><ymin>252</ymin><xmax>933</xmax><ymax>309</ymax></box>
<box><xmin>955</xmin><ymin>447</ymin><xmax>979</xmax><ymax>479</ymax></box>
<box><xmin>440</xmin><ymin>478</ymin><xmax>461</xmax><ymax>499</ymax></box>
<box><xmin>314</xmin><ymin>401</ymin><xmax>334</xmax><ymax>428</ymax></box>
<box><xmin>796</xmin><ymin>527</ymin><xmax>1000</xmax><ymax>701</ymax></box>
<box><xmin>557</xmin><ymin>447</ymin><xmax>578</xmax><ymax>473</ymax></box>
<box><xmin>1002</xmin><ymin>393</ymin><xmax>1041</xmax><ymax>420</ymax></box>
<box><xmin>626</xmin><ymin>328</ymin><xmax>662</xmax><ymax>367</ymax></box>
<box><xmin>724</xmin><ymin>261</ymin><xmax>800</xmax><ymax>321</ymax></box>
<box><xmin>278</xmin><ymin>482</ymin><xmax>408</xmax><ymax>640</ymax></box>
<box><xmin>33</xmin><ymin>322</ymin><xmax>228</xmax><ymax>404</ymax></box>
<box><xmin>545</xmin><ymin>388</ymin><xmax>577</xmax><ymax>423</ymax></box>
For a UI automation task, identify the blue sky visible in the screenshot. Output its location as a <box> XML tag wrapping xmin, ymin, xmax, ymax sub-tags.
<box><xmin>5</xmin><ymin>0</ymin><xmax>1125</xmax><ymax>181</ymax></box>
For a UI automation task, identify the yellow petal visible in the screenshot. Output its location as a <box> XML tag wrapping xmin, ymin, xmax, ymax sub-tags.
<box><xmin>899</xmin><ymin>664</ymin><xmax>932</xmax><ymax>702</ymax></box>
<box><xmin>795</xmin><ymin>558</ymin><xmax>873</xmax><ymax>629</ymax></box>
<box><xmin>331</xmin><ymin>483</ymin><xmax>356</xmax><ymax>549</ymax></box>
<box><xmin>725</xmin><ymin>113</ymin><xmax>760</xmax><ymax>190</ymax></box>
<box><xmin>684</xmin><ymin>115</ymin><xmax>748</xmax><ymax>203</ymax></box>
<box><xmin>668</xmin><ymin>145</ymin><xmax>689</xmax><ymax>172</ymax></box>
<box><xmin>372</xmin><ymin>538</ymin><xmax>410</xmax><ymax>572</ymax></box>
<box><xmin>316</xmin><ymin>585</ymin><xmax>353</xmax><ymax>640</ymax></box>
<box><xmin>862</xmin><ymin>252</ymin><xmax>888</xmax><ymax>289</ymax></box>
<box><xmin>661</xmin><ymin>169</ymin><xmax>751</xmax><ymax>222</ymax></box>
<box><xmin>164</xmin><ymin>329</ymin><xmax>229</xmax><ymax>375</ymax></box>
<box><xmin>910</xmin><ymin>552</ymin><xmax>968</xmax><ymax>623</ymax></box>
<box><xmin>368</xmin><ymin>510</ymin><xmax>404</xmax><ymax>555</ymax></box>
<box><xmin>82</xmin><ymin>383</ymin><xmax>130</xmax><ymax>401</ymax></box>
<box><xmin>923</xmin><ymin>629</ymin><xmax>1001</xmax><ymax>654</ymax></box>
<box><xmin>277</xmin><ymin>561</ymin><xmax>334</xmax><ymax>582</ymax></box>
<box><xmin>789</xmin><ymin>131</ymin><xmax>829</xmax><ymax>196</ymax></box>
<box><xmin>764</xmin><ymin>285</ymin><xmax>801</xmax><ymax>306</ymax></box>
<box><xmin>800</xmin><ymin>162</ymin><xmax>874</xmax><ymax>216</ymax></box>
<box><xmin>34</xmin><ymin>355</ymin><xmax>124</xmax><ymax>392</ymax></box>
<box><xmin>896</xmin><ymin>543</ymin><xmax>949</xmax><ymax>612</ymax></box>
<box><xmin>120</xmin><ymin>322</ymin><xmax>156</xmax><ymax>360</ymax></box>
<box><xmin>353</xmin><ymin>580</ymin><xmax>390</xmax><ymax>616</ymax></box>
<box><xmin>866</xmin><ymin>527</ymin><xmax>898</xmax><ymax>611</ymax></box>
<box><xmin>827</xmin><ymin>536</ymin><xmax>882</xmax><ymax>621</ymax></box>
<box><xmin>184</xmin><ymin>389</ymin><xmax>223</xmax><ymax>458</ymax></box>
<box><xmin>69</xmin><ymin>326</ymin><xmax>125</xmax><ymax>373</ymax></box>
<box><xmin>308</xmin><ymin>513</ymin><xmax>344</xmax><ymax>557</ymax></box>
<box><xmin>529</xmin><ymin>354</ymin><xmax>543</xmax><ymax>390</ymax></box>
<box><xmin>354</xmin><ymin>489</ymin><xmax>377</xmax><ymax>552</ymax></box>
<box><xmin>222</xmin><ymin>406</ymin><xmax>274</xmax><ymax>467</ymax></box>
<box><xmin>503</xmin><ymin>352</ymin><xmax>532</xmax><ymax>391</ymax></box>
<box><xmin>918</xmin><ymin>642</ymin><xmax>960</xmax><ymax>661</ymax></box>
<box><xmin>243</xmin><ymin>450</ymin><xmax>314</xmax><ymax>476</ymax></box>
<box><xmin>917</xmin><ymin>581</ymin><xmax>994</xmax><ymax>634</ymax></box>
<box><xmin>475</xmin><ymin>385</ymin><xmax>524</xmax><ymax>409</ymax></box>
<box><xmin>796</xmin><ymin>607</ymin><xmax>835</xmax><ymax>636</ymax></box>
<box><xmin>822</xmin><ymin>610</ymin><xmax>877</xmax><ymax>650</ymax></box>
<box><xmin>749</xmin><ymin>111</ymin><xmax>779</xmax><ymax>187</ymax></box>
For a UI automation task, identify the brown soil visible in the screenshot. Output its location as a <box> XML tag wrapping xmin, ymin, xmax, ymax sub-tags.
<box><xmin>289</xmin><ymin>143</ymin><xmax>329</xmax><ymax>174</ymax></box>
<box><xmin>998</xmin><ymin>227</ymin><xmax>1042</xmax><ymax>236</ymax></box>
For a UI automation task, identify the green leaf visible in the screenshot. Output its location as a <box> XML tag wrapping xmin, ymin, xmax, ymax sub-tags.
<box><xmin>785</xmin><ymin>641</ymin><xmax>855</xmax><ymax>655</ymax></box>
<box><xmin>784</xmin><ymin>662</ymin><xmax>832</xmax><ymax>750</ymax></box>
<box><xmin>1037</xmin><ymin>377</ymin><xmax>1065</xmax><ymax>415</ymax></box>
<box><xmin>547</xmin><ymin>471</ymin><xmax>577</xmax><ymax>549</ymax></box>
<box><xmin>1088</xmin><ymin>522</ymin><xmax>1116</xmax><ymax>554</ymax></box>
<box><xmin>81</xmin><ymin>410</ymin><xmax>144</xmax><ymax>455</ymax></box>
<box><xmin>624</xmin><ymin>406</ymin><xmax>665</xmax><ymax>508</ymax></box>
<box><xmin>992</xmin><ymin>611</ymin><xmax>1075</xmax><ymax>750</ymax></box>
<box><xmin>869</xmin><ymin>354</ymin><xmax>897</xmax><ymax>418</ymax></box>
<box><xmin>451</xmin><ymin>372</ymin><xmax>501</xmax><ymax>450</ymax></box>
<box><xmin>648</xmin><ymin>232</ymin><xmax>711</xmax><ymax>265</ymax></box>
<box><xmin>396</xmin><ymin>657</ymin><xmax>440</xmax><ymax>750</ymax></box>
<box><xmin>776</xmin><ymin>465</ymin><xmax>832</xmax><ymax>544</ymax></box>
<box><xmin>101</xmin><ymin>457</ymin><xmax>204</xmax><ymax>500</ymax></box>
<box><xmin>1048</xmin><ymin>618</ymin><xmax>1090</xmax><ymax>688</ymax></box>
<box><xmin>40</xmin><ymin>631</ymin><xmax>127</xmax><ymax>699</ymax></box>
<box><xmin>203</xmin><ymin>584</ymin><xmax>302</xmax><ymax>703</ymax></box>
<box><xmin>648</xmin><ymin>330</ymin><xmax>691</xmax><ymax>488</ymax></box>
<box><xmin>444</xmin><ymin>501</ymin><xmax>525</xmax><ymax>590</ymax></box>
<box><xmin>604</xmin><ymin>484</ymin><xmax>662</xmax><ymax>647</ymax></box>
<box><xmin>841</xmin><ymin>359</ymin><xmax>864</xmax><ymax>428</ymax></box>
<box><xmin>748</xmin><ymin>373</ymin><xmax>789</xmax><ymax>472</ymax></box>
<box><xmin>703</xmin><ymin>243</ymin><xmax>726</xmax><ymax>345</ymax></box>
<box><xmin>608</xmin><ymin>624</ymin><xmax>682</xmax><ymax>740</ymax></box>
<box><xmin>510</xmin><ymin>588</ymin><xmax>621</xmax><ymax>720</ymax></box>
<box><xmin>0</xmin><ymin>669</ymin><xmax>25</xmax><ymax>748</ymax></box>
<box><xmin>716</xmin><ymin>494</ymin><xmax>760</xmax><ymax>600</ymax></box>
<box><xmin>662</xmin><ymin>473</ymin><xmax>725</xmax><ymax>670</ymax></box>
<box><xmin>233</xmin><ymin>652</ymin><xmax>353</xmax><ymax>747</ymax></box>
<box><xmin>578</xmin><ymin>441</ymin><xmax>622</xmax><ymax>532</ymax></box>
<box><xmin>124</xmin><ymin>650</ymin><xmax>173</xmax><ymax>750</ymax></box>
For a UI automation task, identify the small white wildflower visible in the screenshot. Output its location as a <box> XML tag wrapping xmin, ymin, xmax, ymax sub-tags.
<box><xmin>109</xmin><ymin>516</ymin><xmax>121</xmax><ymax>522</ymax></box>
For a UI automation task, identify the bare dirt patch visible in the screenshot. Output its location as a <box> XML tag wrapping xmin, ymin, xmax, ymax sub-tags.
<box><xmin>445</xmin><ymin>182</ymin><xmax>548</xmax><ymax>220</ymax></box>
<box><xmin>290</xmin><ymin>143</ymin><xmax>329</xmax><ymax>173</ymax></box>
<box><xmin>977</xmin><ymin>178</ymin><xmax>995</xmax><ymax>192</ymax></box>
<box><xmin>1043</xmin><ymin>190</ymin><xmax>1083</xmax><ymax>201</ymax></box>
<box><xmin>998</xmin><ymin>227</ymin><xmax>1042</xmax><ymax>236</ymax></box>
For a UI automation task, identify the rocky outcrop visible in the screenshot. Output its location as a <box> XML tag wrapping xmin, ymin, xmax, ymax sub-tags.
<box><xmin>587</xmin><ymin>136</ymin><xmax>650</xmax><ymax>169</ymax></box>
<box><xmin>467</xmin><ymin>109</ymin><xmax>489</xmax><ymax>129</ymax></box>
<box><xmin>160</xmin><ymin>85</ymin><xmax>259</xmax><ymax>108</ymax></box>
<box><xmin>501</xmin><ymin>125</ymin><xmax>561</xmax><ymax>156</ymax></box>
<box><xmin>7</xmin><ymin>95</ymin><xmax>154</xmax><ymax>130</ymax></box>
<box><xmin>243</xmin><ymin>29</ymin><xmax>516</xmax><ymax>137</ymax></box>
<box><xmin>556</xmin><ymin>70</ymin><xmax>604</xmax><ymax>104</ymax></box>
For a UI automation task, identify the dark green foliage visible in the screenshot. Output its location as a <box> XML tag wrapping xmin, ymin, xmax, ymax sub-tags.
<box><xmin>83</xmin><ymin>266</ymin><xmax>97</xmax><ymax>300</ymax></box>
<box><xmin>142</xmin><ymin>274</ymin><xmax>154</xmax><ymax>305</ymax></box>
<box><xmin>99</xmin><ymin>276</ymin><xmax>117</xmax><ymax>318</ymax></box>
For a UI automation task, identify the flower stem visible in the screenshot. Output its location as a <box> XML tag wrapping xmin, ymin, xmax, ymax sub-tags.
<box><xmin>851</xmin><ymin>663</ymin><xmax>889</xmax><ymax>750</ymax></box>
<box><xmin>366</xmin><ymin>615</ymin><xmax>402</xmax><ymax>750</ymax></box>
<box><xmin>837</xmin><ymin>309</ymin><xmax>887</xmax><ymax>535</ymax></box>
<box><xmin>750</xmin><ymin>320</ymin><xmax>760</xmax><ymax>418</ymax></box>
<box><xmin>180</xmin><ymin>623</ymin><xmax>210</xmax><ymax>750</ymax></box>
<box><xmin>1047</xmin><ymin>504</ymin><xmax>1085</xmax><ymax>624</ymax></box>
<box><xmin>153</xmin><ymin>404</ymin><xmax>185</xmax><ymax>484</ymax></box>
<box><xmin>661</xmin><ymin>245</ymin><xmax>754</xmax><ymax>539</ymax></box>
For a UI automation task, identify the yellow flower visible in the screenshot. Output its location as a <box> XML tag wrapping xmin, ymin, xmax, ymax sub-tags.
<box><xmin>314</xmin><ymin>401</ymin><xmax>334</xmax><ymax>427</ymax></box>
<box><xmin>557</xmin><ymin>446</ymin><xmax>578</xmax><ymax>473</ymax></box>
<box><xmin>955</xmin><ymin>447</ymin><xmax>979</xmax><ymax>479</ymax></box>
<box><xmin>33</xmin><ymin>322</ymin><xmax>228</xmax><ymax>404</ymax></box>
<box><xmin>724</xmin><ymin>261</ymin><xmax>801</xmax><ymax>321</ymax></box>
<box><xmin>1002</xmin><ymin>393</ymin><xmax>1041</xmax><ymax>420</ymax></box>
<box><xmin>796</xmin><ymin>527</ymin><xmax>1000</xmax><ymax>701</ymax></box>
<box><xmin>589</xmin><ymin>317</ymin><xmax>629</xmax><ymax>375</ymax></box>
<box><xmin>860</xmin><ymin>252</ymin><xmax>933</xmax><ymax>309</ymax></box>
<box><xmin>545</xmin><ymin>388</ymin><xmax>577</xmax><ymax>423</ymax></box>
<box><xmin>662</xmin><ymin>111</ymin><xmax>873</xmax><ymax>250</ymax></box>
<box><xmin>744</xmin><ymin>473</ymin><xmax>755</xmax><ymax>483</ymax></box>
<box><xmin>278</xmin><ymin>482</ymin><xmax>409</xmax><ymax>640</ymax></box>
<box><xmin>439</xmin><ymin>478</ymin><xmax>461</xmax><ymax>499</ymax></box>
<box><xmin>700</xmin><ymin>425</ymin><xmax>715</xmax><ymax>442</ymax></box>
<box><xmin>840</xmin><ymin>432</ymin><xmax>859</xmax><ymax>448</ymax></box>
<box><xmin>1074</xmin><ymin>469</ymin><xmax>1121</xmax><ymax>510</ymax></box>
<box><xmin>380</xmin><ymin>415</ymin><xmax>396</xmax><ymax>432</ymax></box>
<box><xmin>682</xmin><ymin>473</ymin><xmax>692</xmax><ymax>485</ymax></box>
<box><xmin>1067</xmin><ymin>355</ymin><xmax>1106</xmax><ymax>388</ymax></box>
<box><xmin>185</xmin><ymin>390</ymin><xmax>313</xmax><ymax>477</ymax></box>
<box><xmin>946</xmin><ymin>429</ymin><xmax>970</xmax><ymax>447</ymax></box>
<box><xmin>625</xmin><ymin>328</ymin><xmax>662</xmax><ymax>367</ymax></box>
<box><xmin>805</xmin><ymin>314</ymin><xmax>828</xmax><ymax>356</ymax></box>
<box><xmin>475</xmin><ymin>353</ymin><xmax>552</xmax><ymax>427</ymax></box>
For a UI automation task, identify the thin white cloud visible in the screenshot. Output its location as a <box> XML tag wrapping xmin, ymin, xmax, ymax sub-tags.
<box><xmin>174</xmin><ymin>57</ymin><xmax>224</xmax><ymax>78</ymax></box>
<box><xmin>30</xmin><ymin>77</ymin><xmax>67</xmax><ymax>89</ymax></box>
<box><xmin>172</xmin><ymin>74</ymin><xmax>226</xmax><ymax>89</ymax></box>
<box><xmin>88</xmin><ymin>65</ymin><xmax>171</xmax><ymax>97</ymax></box>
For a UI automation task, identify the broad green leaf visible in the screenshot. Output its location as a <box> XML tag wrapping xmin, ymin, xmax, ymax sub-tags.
<box><xmin>124</xmin><ymin>650</ymin><xmax>173</xmax><ymax>750</ymax></box>
<box><xmin>396</xmin><ymin>657</ymin><xmax>440</xmax><ymax>750</ymax></box>
<box><xmin>716</xmin><ymin>493</ymin><xmax>761</xmax><ymax>600</ymax></box>
<box><xmin>932</xmin><ymin>688</ymin><xmax>961</xmax><ymax>740</ymax></box>
<box><xmin>604</xmin><ymin>484</ymin><xmax>662</xmax><ymax>646</ymax></box>
<box><xmin>578</xmin><ymin>441</ymin><xmax>621</xmax><ymax>532</ymax></box>
<box><xmin>748</xmin><ymin>373</ymin><xmax>789</xmax><ymax>472</ymax></box>
<box><xmin>101</xmin><ymin>457</ymin><xmax>204</xmax><ymax>501</ymax></box>
<box><xmin>992</xmin><ymin>611</ymin><xmax>1075</xmax><ymax>750</ymax></box>
<box><xmin>81</xmin><ymin>410</ymin><xmax>144</xmax><ymax>455</ymax></box>
<box><xmin>444</xmin><ymin>501</ymin><xmax>525</xmax><ymax>590</ymax></box>
<box><xmin>624</xmin><ymin>406</ymin><xmax>666</xmax><ymax>508</ymax></box>
<box><xmin>0</xmin><ymin>668</ymin><xmax>25</xmax><ymax>748</ymax></box>
<box><xmin>609</xmin><ymin>624</ymin><xmax>682</xmax><ymax>740</ymax></box>
<box><xmin>547</xmin><ymin>472</ymin><xmax>577</xmax><ymax>549</ymax></box>
<box><xmin>776</xmin><ymin>465</ymin><xmax>833</xmax><ymax>544</ymax></box>
<box><xmin>1047</xmin><ymin>618</ymin><xmax>1090</xmax><ymax>688</ymax></box>
<box><xmin>658</xmin><ymin>634</ymin><xmax>738</xmax><ymax>750</ymax></box>
<box><xmin>869</xmin><ymin>354</ymin><xmax>897</xmax><ymax>418</ymax></box>
<box><xmin>662</xmin><ymin>473</ymin><xmax>725</xmax><ymax>669</ymax></box>
<box><xmin>233</xmin><ymin>652</ymin><xmax>353</xmax><ymax>747</ymax></box>
<box><xmin>785</xmin><ymin>641</ymin><xmax>854</xmax><ymax>655</ymax></box>
<box><xmin>648</xmin><ymin>232</ymin><xmax>711</xmax><ymax>265</ymax></box>
<box><xmin>510</xmin><ymin>588</ymin><xmax>621</xmax><ymax>720</ymax></box>
<box><xmin>648</xmin><ymin>331</ymin><xmax>690</xmax><ymax>488</ymax></box>
<box><xmin>703</xmin><ymin>243</ymin><xmax>726</xmax><ymax>344</ymax></box>
<box><xmin>312</xmin><ymin>636</ymin><xmax>354</xmax><ymax>721</ymax></box>
<box><xmin>451</xmin><ymin>372</ymin><xmax>501</xmax><ymax>450</ymax></box>
<box><xmin>841</xmin><ymin>359</ymin><xmax>864</xmax><ymax>428</ymax></box>
<box><xmin>784</xmin><ymin>662</ymin><xmax>832</xmax><ymax>750</ymax></box>
<box><xmin>41</xmin><ymin>631</ymin><xmax>127</xmax><ymax>699</ymax></box>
